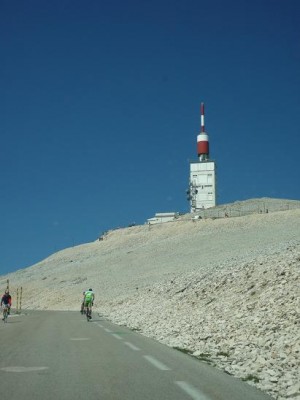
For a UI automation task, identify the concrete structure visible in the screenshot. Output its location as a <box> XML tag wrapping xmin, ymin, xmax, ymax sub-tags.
<box><xmin>187</xmin><ymin>103</ymin><xmax>217</xmax><ymax>211</ymax></box>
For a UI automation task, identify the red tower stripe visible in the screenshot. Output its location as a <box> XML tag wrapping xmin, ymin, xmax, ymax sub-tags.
<box><xmin>197</xmin><ymin>141</ymin><xmax>209</xmax><ymax>155</ymax></box>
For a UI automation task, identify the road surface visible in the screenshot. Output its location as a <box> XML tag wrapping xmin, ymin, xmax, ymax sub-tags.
<box><xmin>0</xmin><ymin>311</ymin><xmax>272</xmax><ymax>400</ymax></box>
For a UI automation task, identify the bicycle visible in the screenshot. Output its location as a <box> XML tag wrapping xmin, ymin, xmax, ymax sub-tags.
<box><xmin>86</xmin><ymin>303</ymin><xmax>92</xmax><ymax>322</ymax></box>
<box><xmin>2</xmin><ymin>305</ymin><xmax>9</xmax><ymax>323</ymax></box>
<box><xmin>84</xmin><ymin>303</ymin><xmax>93</xmax><ymax>322</ymax></box>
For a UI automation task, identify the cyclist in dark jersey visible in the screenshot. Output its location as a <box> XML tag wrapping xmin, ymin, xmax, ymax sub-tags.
<box><xmin>1</xmin><ymin>290</ymin><xmax>12</xmax><ymax>319</ymax></box>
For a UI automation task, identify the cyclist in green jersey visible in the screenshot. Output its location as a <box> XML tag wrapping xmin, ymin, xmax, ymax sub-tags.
<box><xmin>84</xmin><ymin>289</ymin><xmax>95</xmax><ymax>319</ymax></box>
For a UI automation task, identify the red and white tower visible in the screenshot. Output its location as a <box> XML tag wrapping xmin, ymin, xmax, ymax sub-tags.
<box><xmin>197</xmin><ymin>102</ymin><xmax>209</xmax><ymax>161</ymax></box>
<box><xmin>187</xmin><ymin>103</ymin><xmax>217</xmax><ymax>211</ymax></box>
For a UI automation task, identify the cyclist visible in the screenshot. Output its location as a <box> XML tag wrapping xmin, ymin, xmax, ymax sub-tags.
<box><xmin>80</xmin><ymin>291</ymin><xmax>86</xmax><ymax>314</ymax></box>
<box><xmin>84</xmin><ymin>288</ymin><xmax>95</xmax><ymax>319</ymax></box>
<box><xmin>1</xmin><ymin>289</ymin><xmax>12</xmax><ymax>320</ymax></box>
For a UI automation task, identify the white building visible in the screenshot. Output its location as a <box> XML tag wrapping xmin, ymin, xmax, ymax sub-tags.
<box><xmin>187</xmin><ymin>103</ymin><xmax>217</xmax><ymax>211</ymax></box>
<box><xmin>147</xmin><ymin>212</ymin><xmax>179</xmax><ymax>225</ymax></box>
<box><xmin>188</xmin><ymin>160</ymin><xmax>217</xmax><ymax>211</ymax></box>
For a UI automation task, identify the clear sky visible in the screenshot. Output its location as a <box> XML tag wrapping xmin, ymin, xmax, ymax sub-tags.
<box><xmin>1</xmin><ymin>0</ymin><xmax>299</xmax><ymax>275</ymax></box>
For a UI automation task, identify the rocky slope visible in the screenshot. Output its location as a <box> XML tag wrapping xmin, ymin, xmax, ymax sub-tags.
<box><xmin>1</xmin><ymin>199</ymin><xmax>300</xmax><ymax>400</ymax></box>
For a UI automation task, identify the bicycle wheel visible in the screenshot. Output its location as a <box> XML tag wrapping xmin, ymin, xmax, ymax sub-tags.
<box><xmin>3</xmin><ymin>308</ymin><xmax>8</xmax><ymax>323</ymax></box>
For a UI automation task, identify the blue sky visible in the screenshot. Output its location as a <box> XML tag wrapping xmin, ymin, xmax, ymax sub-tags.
<box><xmin>1</xmin><ymin>0</ymin><xmax>299</xmax><ymax>275</ymax></box>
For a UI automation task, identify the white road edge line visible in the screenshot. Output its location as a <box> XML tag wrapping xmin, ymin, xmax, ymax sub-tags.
<box><xmin>96</xmin><ymin>323</ymin><xmax>104</xmax><ymax>328</ymax></box>
<box><xmin>104</xmin><ymin>328</ymin><xmax>112</xmax><ymax>333</ymax></box>
<box><xmin>175</xmin><ymin>381</ymin><xmax>211</xmax><ymax>400</ymax></box>
<box><xmin>143</xmin><ymin>355</ymin><xmax>171</xmax><ymax>371</ymax></box>
<box><xmin>124</xmin><ymin>342</ymin><xmax>140</xmax><ymax>351</ymax></box>
<box><xmin>112</xmin><ymin>334</ymin><xmax>123</xmax><ymax>340</ymax></box>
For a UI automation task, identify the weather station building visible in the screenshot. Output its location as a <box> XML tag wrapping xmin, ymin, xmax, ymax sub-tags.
<box><xmin>187</xmin><ymin>103</ymin><xmax>217</xmax><ymax>212</ymax></box>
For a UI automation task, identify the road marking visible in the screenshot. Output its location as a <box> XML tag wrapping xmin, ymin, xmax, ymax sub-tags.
<box><xmin>175</xmin><ymin>381</ymin><xmax>211</xmax><ymax>400</ymax></box>
<box><xmin>70</xmin><ymin>338</ymin><xmax>90</xmax><ymax>341</ymax></box>
<box><xmin>104</xmin><ymin>328</ymin><xmax>112</xmax><ymax>333</ymax></box>
<box><xmin>96</xmin><ymin>323</ymin><xmax>104</xmax><ymax>328</ymax></box>
<box><xmin>143</xmin><ymin>355</ymin><xmax>171</xmax><ymax>371</ymax></box>
<box><xmin>1</xmin><ymin>367</ymin><xmax>49</xmax><ymax>373</ymax></box>
<box><xmin>112</xmin><ymin>334</ymin><xmax>123</xmax><ymax>340</ymax></box>
<box><xmin>124</xmin><ymin>342</ymin><xmax>140</xmax><ymax>351</ymax></box>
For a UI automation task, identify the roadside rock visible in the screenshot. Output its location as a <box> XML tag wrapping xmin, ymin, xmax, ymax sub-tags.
<box><xmin>101</xmin><ymin>241</ymin><xmax>300</xmax><ymax>400</ymax></box>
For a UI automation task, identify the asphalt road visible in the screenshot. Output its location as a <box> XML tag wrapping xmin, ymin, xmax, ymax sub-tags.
<box><xmin>0</xmin><ymin>310</ymin><xmax>272</xmax><ymax>400</ymax></box>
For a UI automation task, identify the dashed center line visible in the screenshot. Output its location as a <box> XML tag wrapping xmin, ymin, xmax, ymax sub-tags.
<box><xmin>124</xmin><ymin>342</ymin><xmax>140</xmax><ymax>351</ymax></box>
<box><xmin>143</xmin><ymin>355</ymin><xmax>171</xmax><ymax>371</ymax></box>
<box><xmin>112</xmin><ymin>334</ymin><xmax>123</xmax><ymax>340</ymax></box>
<box><xmin>175</xmin><ymin>381</ymin><xmax>211</xmax><ymax>400</ymax></box>
<box><xmin>90</xmin><ymin>322</ymin><xmax>211</xmax><ymax>400</ymax></box>
<box><xmin>1</xmin><ymin>366</ymin><xmax>49</xmax><ymax>373</ymax></box>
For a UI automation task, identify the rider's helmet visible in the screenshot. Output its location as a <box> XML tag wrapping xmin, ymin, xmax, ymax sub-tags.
<box><xmin>5</xmin><ymin>289</ymin><xmax>9</xmax><ymax>294</ymax></box>
<box><xmin>89</xmin><ymin>288</ymin><xmax>93</xmax><ymax>291</ymax></box>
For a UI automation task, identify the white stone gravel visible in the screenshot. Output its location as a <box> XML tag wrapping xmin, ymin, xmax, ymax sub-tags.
<box><xmin>1</xmin><ymin>199</ymin><xmax>300</xmax><ymax>400</ymax></box>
